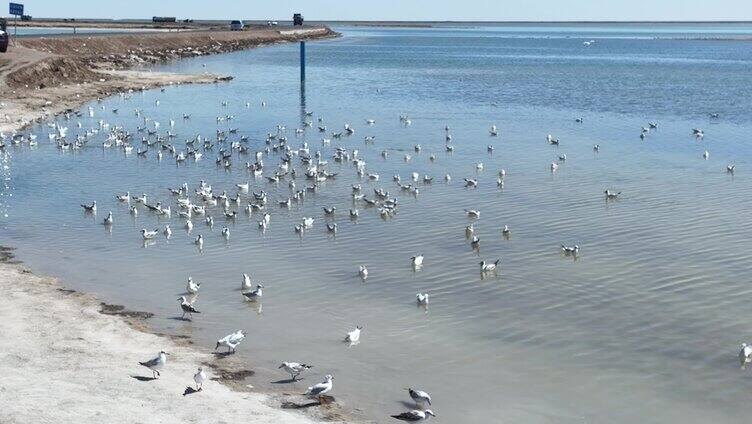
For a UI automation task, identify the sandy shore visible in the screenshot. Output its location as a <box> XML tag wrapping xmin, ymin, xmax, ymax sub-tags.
<box><xmin>0</xmin><ymin>254</ymin><xmax>351</xmax><ymax>424</ymax></box>
<box><xmin>0</xmin><ymin>27</ymin><xmax>337</xmax><ymax>134</ymax></box>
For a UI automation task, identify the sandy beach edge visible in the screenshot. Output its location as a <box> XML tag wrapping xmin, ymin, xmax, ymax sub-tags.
<box><xmin>0</xmin><ymin>248</ymin><xmax>359</xmax><ymax>423</ymax></box>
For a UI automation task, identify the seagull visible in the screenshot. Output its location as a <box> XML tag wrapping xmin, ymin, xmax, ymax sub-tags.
<box><xmin>81</xmin><ymin>201</ymin><xmax>97</xmax><ymax>213</ymax></box>
<box><xmin>116</xmin><ymin>191</ymin><xmax>130</xmax><ymax>202</ymax></box>
<box><xmin>391</xmin><ymin>410</ymin><xmax>436</xmax><ymax>421</ymax></box>
<box><xmin>185</xmin><ymin>220</ymin><xmax>193</xmax><ymax>231</ymax></box>
<box><xmin>139</xmin><ymin>351</ymin><xmax>168</xmax><ymax>379</ymax></box>
<box><xmin>242</xmin><ymin>284</ymin><xmax>263</xmax><ymax>301</ymax></box>
<box><xmin>476</xmin><ymin>162</ymin><xmax>484</xmax><ymax>170</ymax></box>
<box><xmin>345</xmin><ymin>326</ymin><xmax>362</xmax><ymax>343</ymax></box>
<box><xmin>141</xmin><ymin>228</ymin><xmax>159</xmax><ymax>240</ymax></box>
<box><xmin>604</xmin><ymin>190</ymin><xmax>621</xmax><ymax>199</ymax></box>
<box><xmin>411</xmin><ymin>255</ymin><xmax>424</xmax><ymax>268</ymax></box>
<box><xmin>463</xmin><ymin>178</ymin><xmax>478</xmax><ymax>188</ymax></box>
<box><xmin>221</xmin><ymin>227</ymin><xmax>230</xmax><ymax>239</ymax></box>
<box><xmin>561</xmin><ymin>244</ymin><xmax>580</xmax><ymax>255</ymax></box>
<box><xmin>593</xmin><ymin>144</ymin><xmax>600</xmax><ymax>152</ymax></box>
<box><xmin>480</xmin><ymin>259</ymin><xmax>500</xmax><ymax>273</ymax></box>
<box><xmin>327</xmin><ymin>223</ymin><xmax>338</xmax><ymax>233</ymax></box>
<box><xmin>178</xmin><ymin>296</ymin><xmax>200</xmax><ymax>319</ymax></box>
<box><xmin>103</xmin><ymin>211</ymin><xmax>113</xmax><ymax>225</ymax></box>
<box><xmin>163</xmin><ymin>225</ymin><xmax>172</xmax><ymax>238</ymax></box>
<box><xmin>304</xmin><ymin>374</ymin><xmax>333</xmax><ymax>399</ymax></box>
<box><xmin>551</xmin><ymin>162</ymin><xmax>559</xmax><ymax>171</ymax></box>
<box><xmin>465</xmin><ymin>224</ymin><xmax>474</xmax><ymax>238</ymax></box>
<box><xmin>727</xmin><ymin>164</ymin><xmax>736</xmax><ymax>173</ymax></box>
<box><xmin>215</xmin><ymin>330</ymin><xmax>246</xmax><ymax>353</ymax></box>
<box><xmin>489</xmin><ymin>125</ymin><xmax>498</xmax><ymax>136</ymax></box>
<box><xmin>702</xmin><ymin>150</ymin><xmax>709</xmax><ymax>160</ymax></box>
<box><xmin>130</xmin><ymin>206</ymin><xmax>138</xmax><ymax>216</ymax></box>
<box><xmin>241</xmin><ymin>273</ymin><xmax>253</xmax><ymax>290</ymax></box>
<box><xmin>186</xmin><ymin>277</ymin><xmax>200</xmax><ymax>294</ymax></box>
<box><xmin>323</xmin><ymin>206</ymin><xmax>336</xmax><ymax>215</ymax></box>
<box><xmin>407</xmin><ymin>388</ymin><xmax>432</xmax><ymax>406</ymax></box>
<box><xmin>740</xmin><ymin>343</ymin><xmax>752</xmax><ymax>369</ymax></box>
<box><xmin>502</xmin><ymin>225</ymin><xmax>510</xmax><ymax>236</ymax></box>
<box><xmin>194</xmin><ymin>234</ymin><xmax>203</xmax><ymax>248</ymax></box>
<box><xmin>278</xmin><ymin>362</ymin><xmax>313</xmax><ymax>381</ymax></box>
<box><xmin>416</xmin><ymin>293</ymin><xmax>429</xmax><ymax>305</ymax></box>
<box><xmin>193</xmin><ymin>367</ymin><xmax>207</xmax><ymax>391</ymax></box>
<box><xmin>464</xmin><ymin>209</ymin><xmax>480</xmax><ymax>218</ymax></box>
<box><xmin>350</xmin><ymin>209</ymin><xmax>359</xmax><ymax>219</ymax></box>
<box><xmin>359</xmin><ymin>265</ymin><xmax>369</xmax><ymax>279</ymax></box>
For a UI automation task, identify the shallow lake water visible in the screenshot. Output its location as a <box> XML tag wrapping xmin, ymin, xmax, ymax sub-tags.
<box><xmin>3</xmin><ymin>24</ymin><xmax>752</xmax><ymax>423</ymax></box>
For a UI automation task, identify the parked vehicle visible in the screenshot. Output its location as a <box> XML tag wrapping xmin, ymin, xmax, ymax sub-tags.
<box><xmin>293</xmin><ymin>13</ymin><xmax>304</xmax><ymax>26</ymax></box>
<box><xmin>230</xmin><ymin>20</ymin><xmax>244</xmax><ymax>31</ymax></box>
<box><xmin>0</xmin><ymin>19</ymin><xmax>8</xmax><ymax>53</ymax></box>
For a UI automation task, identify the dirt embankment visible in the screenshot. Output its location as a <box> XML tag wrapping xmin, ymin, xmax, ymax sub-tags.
<box><xmin>11</xmin><ymin>27</ymin><xmax>336</xmax><ymax>89</ymax></box>
<box><xmin>0</xmin><ymin>27</ymin><xmax>338</xmax><ymax>133</ymax></box>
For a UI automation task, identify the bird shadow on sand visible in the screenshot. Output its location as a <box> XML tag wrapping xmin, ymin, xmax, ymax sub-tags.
<box><xmin>130</xmin><ymin>375</ymin><xmax>157</xmax><ymax>382</ymax></box>
<box><xmin>212</xmin><ymin>351</ymin><xmax>235</xmax><ymax>358</ymax></box>
<box><xmin>398</xmin><ymin>400</ymin><xmax>419</xmax><ymax>409</ymax></box>
<box><xmin>168</xmin><ymin>316</ymin><xmax>193</xmax><ymax>322</ymax></box>
<box><xmin>281</xmin><ymin>396</ymin><xmax>335</xmax><ymax>409</ymax></box>
<box><xmin>183</xmin><ymin>386</ymin><xmax>201</xmax><ymax>396</ymax></box>
<box><xmin>271</xmin><ymin>378</ymin><xmax>301</xmax><ymax>384</ymax></box>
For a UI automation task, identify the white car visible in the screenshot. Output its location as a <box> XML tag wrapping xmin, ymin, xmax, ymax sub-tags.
<box><xmin>230</xmin><ymin>20</ymin><xmax>244</xmax><ymax>31</ymax></box>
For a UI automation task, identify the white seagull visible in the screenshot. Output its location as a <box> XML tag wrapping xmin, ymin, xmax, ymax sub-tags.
<box><xmin>139</xmin><ymin>351</ymin><xmax>168</xmax><ymax>379</ymax></box>
<box><xmin>407</xmin><ymin>387</ymin><xmax>432</xmax><ymax>406</ymax></box>
<box><xmin>186</xmin><ymin>277</ymin><xmax>200</xmax><ymax>294</ymax></box>
<box><xmin>740</xmin><ymin>343</ymin><xmax>752</xmax><ymax>369</ymax></box>
<box><xmin>215</xmin><ymin>330</ymin><xmax>246</xmax><ymax>353</ymax></box>
<box><xmin>304</xmin><ymin>374</ymin><xmax>333</xmax><ymax>399</ymax></box>
<box><xmin>193</xmin><ymin>367</ymin><xmax>207</xmax><ymax>390</ymax></box>
<box><xmin>480</xmin><ymin>259</ymin><xmax>500</xmax><ymax>273</ymax></box>
<box><xmin>278</xmin><ymin>362</ymin><xmax>313</xmax><ymax>381</ymax></box>
<box><xmin>345</xmin><ymin>326</ymin><xmax>363</xmax><ymax>343</ymax></box>
<box><xmin>391</xmin><ymin>410</ymin><xmax>436</xmax><ymax>421</ymax></box>
<box><xmin>242</xmin><ymin>284</ymin><xmax>263</xmax><ymax>301</ymax></box>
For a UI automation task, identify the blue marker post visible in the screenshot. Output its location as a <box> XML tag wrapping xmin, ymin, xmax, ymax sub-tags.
<box><xmin>300</xmin><ymin>41</ymin><xmax>306</xmax><ymax>84</ymax></box>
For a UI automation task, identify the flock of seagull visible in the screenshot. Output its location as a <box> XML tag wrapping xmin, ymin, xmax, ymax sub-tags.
<box><xmin>4</xmin><ymin>89</ymin><xmax>739</xmax><ymax>422</ymax></box>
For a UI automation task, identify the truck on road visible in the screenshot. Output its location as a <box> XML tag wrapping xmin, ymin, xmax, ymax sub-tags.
<box><xmin>0</xmin><ymin>19</ymin><xmax>8</xmax><ymax>53</ymax></box>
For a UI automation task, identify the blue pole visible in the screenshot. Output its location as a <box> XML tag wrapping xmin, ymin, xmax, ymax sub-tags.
<box><xmin>300</xmin><ymin>41</ymin><xmax>306</xmax><ymax>83</ymax></box>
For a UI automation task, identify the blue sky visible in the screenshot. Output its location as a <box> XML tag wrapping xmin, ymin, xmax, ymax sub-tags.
<box><xmin>8</xmin><ymin>0</ymin><xmax>751</xmax><ymax>21</ymax></box>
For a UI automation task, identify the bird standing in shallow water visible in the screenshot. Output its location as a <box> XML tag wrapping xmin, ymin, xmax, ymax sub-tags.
<box><xmin>279</xmin><ymin>362</ymin><xmax>313</xmax><ymax>381</ymax></box>
<box><xmin>215</xmin><ymin>330</ymin><xmax>246</xmax><ymax>353</ymax></box>
<box><xmin>391</xmin><ymin>409</ymin><xmax>436</xmax><ymax>421</ymax></box>
<box><xmin>407</xmin><ymin>387</ymin><xmax>432</xmax><ymax>407</ymax></box>
<box><xmin>178</xmin><ymin>296</ymin><xmax>200</xmax><ymax>320</ymax></box>
<box><xmin>304</xmin><ymin>374</ymin><xmax>333</xmax><ymax>401</ymax></box>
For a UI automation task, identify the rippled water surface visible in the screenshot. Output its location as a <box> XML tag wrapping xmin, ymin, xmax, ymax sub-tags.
<box><xmin>3</xmin><ymin>24</ymin><xmax>752</xmax><ymax>423</ymax></box>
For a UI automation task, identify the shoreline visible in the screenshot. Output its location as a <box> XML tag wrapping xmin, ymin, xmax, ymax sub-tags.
<box><xmin>0</xmin><ymin>27</ymin><xmax>360</xmax><ymax>423</ymax></box>
<box><xmin>0</xmin><ymin>27</ymin><xmax>338</xmax><ymax>134</ymax></box>
<box><xmin>0</xmin><ymin>250</ymin><xmax>355</xmax><ymax>423</ymax></box>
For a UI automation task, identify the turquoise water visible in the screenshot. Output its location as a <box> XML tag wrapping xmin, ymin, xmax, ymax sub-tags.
<box><xmin>3</xmin><ymin>24</ymin><xmax>752</xmax><ymax>422</ymax></box>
